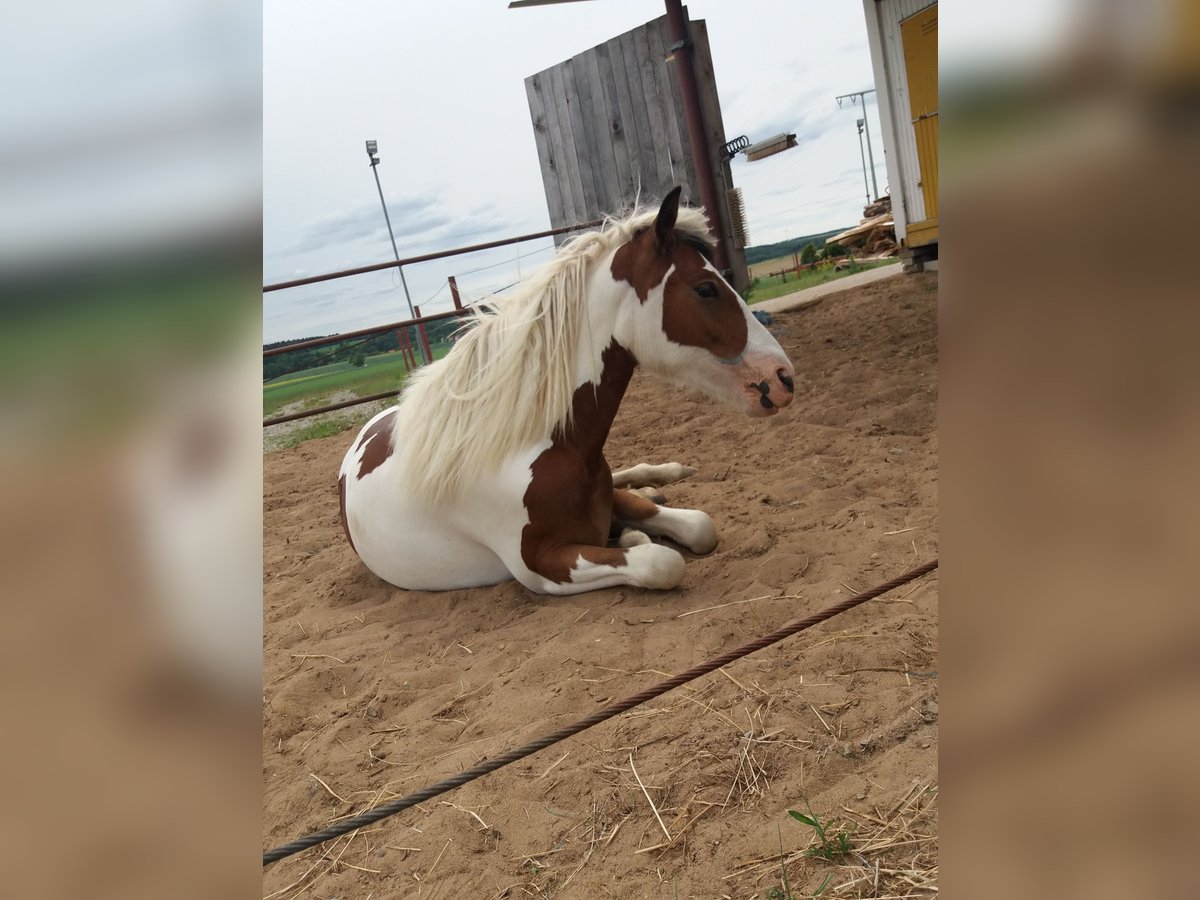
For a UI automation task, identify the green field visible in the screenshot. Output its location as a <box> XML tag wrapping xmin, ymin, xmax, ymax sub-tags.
<box><xmin>263</xmin><ymin>344</ymin><xmax>450</xmax><ymax>418</ymax></box>
<box><xmin>745</xmin><ymin>258</ymin><xmax>895</xmax><ymax>305</ymax></box>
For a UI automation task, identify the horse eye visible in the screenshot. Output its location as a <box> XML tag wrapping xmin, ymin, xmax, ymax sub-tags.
<box><xmin>695</xmin><ymin>282</ymin><xmax>718</xmax><ymax>299</ymax></box>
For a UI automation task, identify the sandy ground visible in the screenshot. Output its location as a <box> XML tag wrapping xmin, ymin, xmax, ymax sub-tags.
<box><xmin>263</xmin><ymin>271</ymin><xmax>938</xmax><ymax>899</ymax></box>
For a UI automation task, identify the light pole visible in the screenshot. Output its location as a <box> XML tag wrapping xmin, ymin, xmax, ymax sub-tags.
<box><xmin>365</xmin><ymin>140</ymin><xmax>428</xmax><ymax>365</ymax></box>
<box><xmin>835</xmin><ymin>89</ymin><xmax>879</xmax><ymax>202</ymax></box>
<box><xmin>856</xmin><ymin>119</ymin><xmax>870</xmax><ymax>206</ymax></box>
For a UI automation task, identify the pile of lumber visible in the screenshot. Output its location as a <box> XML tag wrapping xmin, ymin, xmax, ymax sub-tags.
<box><xmin>863</xmin><ymin>195</ymin><xmax>892</xmax><ymax>218</ymax></box>
<box><xmin>827</xmin><ymin>195</ymin><xmax>897</xmax><ymax>256</ymax></box>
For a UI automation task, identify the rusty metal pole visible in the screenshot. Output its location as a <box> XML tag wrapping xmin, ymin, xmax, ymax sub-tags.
<box><xmin>448</xmin><ymin>276</ymin><xmax>462</xmax><ymax>310</ymax></box>
<box><xmin>413</xmin><ymin>305</ymin><xmax>434</xmax><ymax>366</ymax></box>
<box><xmin>663</xmin><ymin>0</ymin><xmax>729</xmax><ymax>274</ymax></box>
<box><xmin>396</xmin><ymin>329</ymin><xmax>412</xmax><ymax>371</ymax></box>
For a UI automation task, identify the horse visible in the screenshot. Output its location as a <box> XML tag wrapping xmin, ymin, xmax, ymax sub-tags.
<box><xmin>338</xmin><ymin>187</ymin><xmax>795</xmax><ymax>595</ymax></box>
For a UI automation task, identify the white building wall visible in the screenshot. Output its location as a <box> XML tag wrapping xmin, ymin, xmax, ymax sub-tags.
<box><xmin>862</xmin><ymin>0</ymin><xmax>935</xmax><ymax>244</ymax></box>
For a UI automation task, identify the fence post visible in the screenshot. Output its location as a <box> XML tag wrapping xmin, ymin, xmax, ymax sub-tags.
<box><xmin>448</xmin><ymin>276</ymin><xmax>462</xmax><ymax>311</ymax></box>
<box><xmin>396</xmin><ymin>329</ymin><xmax>412</xmax><ymax>371</ymax></box>
<box><xmin>413</xmin><ymin>305</ymin><xmax>434</xmax><ymax>366</ymax></box>
<box><xmin>403</xmin><ymin>328</ymin><xmax>416</xmax><ymax>368</ymax></box>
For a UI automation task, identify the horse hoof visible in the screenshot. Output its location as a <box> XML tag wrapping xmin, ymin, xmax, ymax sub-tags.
<box><xmin>618</xmin><ymin>528</ymin><xmax>652</xmax><ymax>548</ymax></box>
<box><xmin>679</xmin><ymin>511</ymin><xmax>718</xmax><ymax>555</ymax></box>
<box><xmin>628</xmin><ymin>544</ymin><xmax>685</xmax><ymax>589</ymax></box>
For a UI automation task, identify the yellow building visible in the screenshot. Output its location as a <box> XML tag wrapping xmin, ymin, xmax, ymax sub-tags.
<box><xmin>862</xmin><ymin>0</ymin><xmax>938</xmax><ymax>266</ymax></box>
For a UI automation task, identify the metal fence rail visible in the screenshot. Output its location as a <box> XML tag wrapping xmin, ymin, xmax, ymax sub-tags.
<box><xmin>263</xmin><ymin>219</ymin><xmax>604</xmax><ymax>429</ymax></box>
<box><xmin>263</xmin><ymin>308</ymin><xmax>467</xmax><ymax>359</ymax></box>
<box><xmin>263</xmin><ymin>220</ymin><xmax>602</xmax><ymax>292</ymax></box>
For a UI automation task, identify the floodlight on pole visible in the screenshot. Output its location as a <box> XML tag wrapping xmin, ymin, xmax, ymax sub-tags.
<box><xmin>364</xmin><ymin>139</ymin><xmax>427</xmax><ymax>365</ymax></box>
<box><xmin>835</xmin><ymin>89</ymin><xmax>879</xmax><ymax>202</ymax></box>
<box><xmin>743</xmin><ymin>132</ymin><xmax>798</xmax><ymax>162</ymax></box>
<box><xmin>856</xmin><ymin>119</ymin><xmax>870</xmax><ymax>205</ymax></box>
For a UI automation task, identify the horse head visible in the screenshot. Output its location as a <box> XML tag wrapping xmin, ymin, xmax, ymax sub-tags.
<box><xmin>609</xmin><ymin>187</ymin><xmax>796</xmax><ymax>417</ymax></box>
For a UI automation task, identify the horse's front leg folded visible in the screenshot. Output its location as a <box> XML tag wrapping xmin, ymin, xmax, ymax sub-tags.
<box><xmin>610</xmin><ymin>462</ymin><xmax>697</xmax><ymax>489</ymax></box>
<box><xmin>519</xmin><ymin>541</ymin><xmax>685</xmax><ymax>595</ymax></box>
<box><xmin>612</xmin><ymin>489</ymin><xmax>718</xmax><ymax>555</ymax></box>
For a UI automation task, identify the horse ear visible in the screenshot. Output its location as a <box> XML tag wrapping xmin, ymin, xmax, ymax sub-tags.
<box><xmin>654</xmin><ymin>186</ymin><xmax>682</xmax><ymax>253</ymax></box>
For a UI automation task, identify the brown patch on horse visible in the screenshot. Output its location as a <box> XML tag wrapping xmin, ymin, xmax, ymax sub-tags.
<box><xmin>659</xmin><ymin>248</ymin><xmax>748</xmax><ymax>361</ymax></box>
<box><xmin>355</xmin><ymin>409</ymin><xmax>397</xmax><ymax>480</ymax></box>
<box><xmin>338</xmin><ymin>473</ymin><xmax>357</xmax><ymax>553</ymax></box>
<box><xmin>612</xmin><ymin>489</ymin><xmax>661</xmax><ymax>522</ymax></box>
<box><xmin>521</xmin><ymin>340</ymin><xmax>637</xmax><ymax>584</ymax></box>
<box><xmin>610</xmin><ymin>226</ymin><xmax>747</xmax><ymax>362</ymax></box>
<box><xmin>610</xmin><ymin>228</ymin><xmax>672</xmax><ymax>303</ymax></box>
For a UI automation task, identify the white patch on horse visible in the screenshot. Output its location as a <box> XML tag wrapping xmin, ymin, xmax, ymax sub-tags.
<box><xmin>561</xmin><ymin>543</ymin><xmax>686</xmax><ymax>593</ymax></box>
<box><xmin>611</xmin><ymin>462</ymin><xmax>697</xmax><ymax>487</ymax></box>
<box><xmin>629</xmin><ymin>506</ymin><xmax>719</xmax><ymax>555</ymax></box>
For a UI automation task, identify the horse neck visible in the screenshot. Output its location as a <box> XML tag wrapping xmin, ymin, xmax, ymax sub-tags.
<box><xmin>555</xmin><ymin>252</ymin><xmax>638</xmax><ymax>460</ymax></box>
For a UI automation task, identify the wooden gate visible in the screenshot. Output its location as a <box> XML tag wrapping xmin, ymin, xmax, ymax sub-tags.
<box><xmin>525</xmin><ymin>13</ymin><xmax>749</xmax><ymax>291</ymax></box>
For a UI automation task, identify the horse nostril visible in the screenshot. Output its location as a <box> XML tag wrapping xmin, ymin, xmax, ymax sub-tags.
<box><xmin>756</xmin><ymin>380</ymin><xmax>770</xmax><ymax>396</ymax></box>
<box><xmin>760</xmin><ymin>394</ymin><xmax>775</xmax><ymax>409</ymax></box>
<box><xmin>777</xmin><ymin>370</ymin><xmax>795</xmax><ymax>394</ymax></box>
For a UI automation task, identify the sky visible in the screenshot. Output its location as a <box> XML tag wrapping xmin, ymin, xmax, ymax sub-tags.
<box><xmin>263</xmin><ymin>0</ymin><xmax>888</xmax><ymax>344</ymax></box>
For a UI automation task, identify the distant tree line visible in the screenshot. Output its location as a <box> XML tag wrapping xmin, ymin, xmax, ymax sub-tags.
<box><xmin>744</xmin><ymin>229</ymin><xmax>848</xmax><ymax>265</ymax></box>
<box><xmin>798</xmin><ymin>241</ymin><xmax>847</xmax><ymax>266</ymax></box>
<box><xmin>263</xmin><ymin>316</ymin><xmax>465</xmax><ymax>381</ymax></box>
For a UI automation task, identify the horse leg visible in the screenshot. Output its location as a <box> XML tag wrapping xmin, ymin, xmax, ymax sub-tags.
<box><xmin>617</xmin><ymin>527</ymin><xmax>652</xmax><ymax>548</ymax></box>
<box><xmin>612</xmin><ymin>489</ymin><xmax>718</xmax><ymax>554</ymax></box>
<box><xmin>610</xmin><ymin>462</ymin><xmax>698</xmax><ymax>489</ymax></box>
<box><xmin>515</xmin><ymin>541</ymin><xmax>686</xmax><ymax>595</ymax></box>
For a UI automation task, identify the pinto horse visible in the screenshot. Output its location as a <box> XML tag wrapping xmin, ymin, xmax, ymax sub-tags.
<box><xmin>338</xmin><ymin>188</ymin><xmax>795</xmax><ymax>595</ymax></box>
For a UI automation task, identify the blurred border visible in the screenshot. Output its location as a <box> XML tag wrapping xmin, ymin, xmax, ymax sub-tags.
<box><xmin>3</xmin><ymin>0</ymin><xmax>1199</xmax><ymax>895</ymax></box>
<box><xmin>942</xmin><ymin>1</ymin><xmax>1200</xmax><ymax>896</ymax></box>
<box><xmin>0</xmin><ymin>1</ymin><xmax>262</xmax><ymax>896</ymax></box>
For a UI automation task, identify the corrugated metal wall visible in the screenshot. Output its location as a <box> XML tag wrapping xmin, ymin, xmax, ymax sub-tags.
<box><xmin>865</xmin><ymin>0</ymin><xmax>936</xmax><ymax>241</ymax></box>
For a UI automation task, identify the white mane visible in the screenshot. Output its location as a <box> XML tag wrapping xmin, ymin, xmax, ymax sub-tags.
<box><xmin>391</xmin><ymin>202</ymin><xmax>712</xmax><ymax>504</ymax></box>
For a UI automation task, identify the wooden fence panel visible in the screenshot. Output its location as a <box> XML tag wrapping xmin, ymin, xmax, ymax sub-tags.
<box><xmin>525</xmin><ymin>12</ymin><xmax>748</xmax><ymax>289</ymax></box>
<box><xmin>594</xmin><ymin>41</ymin><xmax>634</xmax><ymax>208</ymax></box>
<box><xmin>524</xmin><ymin>73</ymin><xmax>565</xmax><ymax>227</ymax></box>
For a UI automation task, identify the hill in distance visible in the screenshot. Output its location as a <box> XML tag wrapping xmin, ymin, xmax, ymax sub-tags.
<box><xmin>744</xmin><ymin>228</ymin><xmax>850</xmax><ymax>265</ymax></box>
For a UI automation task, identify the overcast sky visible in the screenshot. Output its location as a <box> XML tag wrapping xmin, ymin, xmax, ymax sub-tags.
<box><xmin>263</xmin><ymin>0</ymin><xmax>886</xmax><ymax>343</ymax></box>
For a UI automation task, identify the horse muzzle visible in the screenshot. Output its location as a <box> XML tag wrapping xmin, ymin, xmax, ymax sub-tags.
<box><xmin>738</xmin><ymin>357</ymin><xmax>796</xmax><ymax>417</ymax></box>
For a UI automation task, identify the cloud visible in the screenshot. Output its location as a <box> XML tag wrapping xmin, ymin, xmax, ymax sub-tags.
<box><xmin>731</xmin><ymin>96</ymin><xmax>846</xmax><ymax>157</ymax></box>
<box><xmin>728</xmin><ymin>118</ymin><xmax>843</xmax><ymax>180</ymax></box>
<box><xmin>268</xmin><ymin>195</ymin><xmax>525</xmax><ymax>279</ymax></box>
<box><xmin>282</xmin><ymin>193</ymin><xmax>451</xmax><ymax>257</ymax></box>
<box><xmin>421</xmin><ymin>204</ymin><xmax>517</xmax><ymax>249</ymax></box>
<box><xmin>823</xmin><ymin>167</ymin><xmax>867</xmax><ymax>191</ymax></box>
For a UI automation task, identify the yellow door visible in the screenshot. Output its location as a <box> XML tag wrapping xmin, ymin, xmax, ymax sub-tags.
<box><xmin>901</xmin><ymin>4</ymin><xmax>938</xmax><ymax>246</ymax></box>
